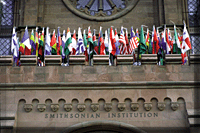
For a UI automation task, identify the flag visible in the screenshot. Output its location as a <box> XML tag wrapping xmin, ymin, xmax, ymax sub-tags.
<box><xmin>139</xmin><ymin>26</ymin><xmax>147</xmax><ymax>56</ymax></box>
<box><xmin>124</xmin><ymin>28</ymin><xmax>129</xmax><ymax>54</ymax></box>
<box><xmin>50</xmin><ymin>30</ymin><xmax>57</xmax><ymax>55</ymax></box>
<box><xmin>162</xmin><ymin>26</ymin><xmax>167</xmax><ymax>52</ymax></box>
<box><xmin>109</xmin><ymin>26</ymin><xmax>116</xmax><ymax>56</ymax></box>
<box><xmin>181</xmin><ymin>23</ymin><xmax>192</xmax><ymax>64</ymax></box>
<box><xmin>114</xmin><ymin>28</ymin><xmax>120</xmax><ymax>55</ymax></box>
<box><xmin>174</xmin><ymin>25</ymin><xmax>181</xmax><ymax>54</ymax></box>
<box><xmin>93</xmin><ymin>29</ymin><xmax>99</xmax><ymax>55</ymax></box>
<box><xmin>88</xmin><ymin>26</ymin><xmax>94</xmax><ymax>60</ymax></box>
<box><xmin>129</xmin><ymin>27</ymin><xmax>139</xmax><ymax>54</ymax></box>
<box><xmin>166</xmin><ymin>28</ymin><xmax>171</xmax><ymax>54</ymax></box>
<box><xmin>71</xmin><ymin>30</ymin><xmax>76</xmax><ymax>55</ymax></box>
<box><xmin>45</xmin><ymin>27</ymin><xmax>51</xmax><ymax>56</ymax></box>
<box><xmin>21</xmin><ymin>27</ymin><xmax>31</xmax><ymax>55</ymax></box>
<box><xmin>119</xmin><ymin>26</ymin><xmax>126</xmax><ymax>54</ymax></box>
<box><xmin>30</xmin><ymin>29</ymin><xmax>36</xmax><ymax>55</ymax></box>
<box><xmin>76</xmin><ymin>27</ymin><xmax>85</xmax><ymax>55</ymax></box>
<box><xmin>153</xmin><ymin>26</ymin><xmax>159</xmax><ymax>54</ymax></box>
<box><xmin>57</xmin><ymin>27</ymin><xmax>61</xmax><ymax>55</ymax></box>
<box><xmin>83</xmin><ymin>29</ymin><xmax>88</xmax><ymax>61</ymax></box>
<box><xmin>168</xmin><ymin>29</ymin><xmax>173</xmax><ymax>53</ymax></box>
<box><xmin>65</xmin><ymin>27</ymin><xmax>72</xmax><ymax>56</ymax></box>
<box><xmin>61</xmin><ymin>30</ymin><xmax>66</xmax><ymax>59</ymax></box>
<box><xmin>38</xmin><ymin>27</ymin><xmax>44</xmax><ymax>57</ymax></box>
<box><xmin>99</xmin><ymin>26</ymin><xmax>105</xmax><ymax>55</ymax></box>
<box><xmin>104</xmin><ymin>30</ymin><xmax>109</xmax><ymax>55</ymax></box>
<box><xmin>35</xmin><ymin>27</ymin><xmax>39</xmax><ymax>56</ymax></box>
<box><xmin>136</xmin><ymin>28</ymin><xmax>140</xmax><ymax>42</ymax></box>
<box><xmin>11</xmin><ymin>27</ymin><xmax>19</xmax><ymax>63</ymax></box>
<box><xmin>145</xmin><ymin>28</ymin><xmax>150</xmax><ymax>49</ymax></box>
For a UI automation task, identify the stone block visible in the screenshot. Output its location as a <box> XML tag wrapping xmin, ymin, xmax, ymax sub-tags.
<box><xmin>145</xmin><ymin>73</ymin><xmax>156</xmax><ymax>81</ymax></box>
<box><xmin>82</xmin><ymin>66</ymin><xmax>96</xmax><ymax>74</ymax></box>
<box><xmin>95</xmin><ymin>65</ymin><xmax>108</xmax><ymax>74</ymax></box>
<box><xmin>34</xmin><ymin>73</ymin><xmax>45</xmax><ymax>82</ymax></box>
<box><xmin>131</xmin><ymin>66</ymin><xmax>144</xmax><ymax>73</ymax></box>
<box><xmin>9</xmin><ymin>74</ymin><xmax>23</xmax><ymax>83</ymax></box>
<box><xmin>64</xmin><ymin>74</ymin><xmax>83</xmax><ymax>82</ymax></box>
<box><xmin>108</xmin><ymin>66</ymin><xmax>120</xmax><ymax>74</ymax></box>
<box><xmin>58</xmin><ymin>66</ymin><xmax>73</xmax><ymax>74</ymax></box>
<box><xmin>97</xmin><ymin>74</ymin><xmax>111</xmax><ymax>82</ymax></box>
<box><xmin>23</xmin><ymin>73</ymin><xmax>34</xmax><ymax>82</ymax></box>
<box><xmin>0</xmin><ymin>74</ymin><xmax>7</xmax><ymax>83</ymax></box>
<box><xmin>111</xmin><ymin>74</ymin><xmax>122</xmax><ymax>82</ymax></box>
<box><xmin>73</xmin><ymin>66</ymin><xmax>82</xmax><ymax>74</ymax></box>
<box><xmin>82</xmin><ymin>74</ymin><xmax>98</xmax><ymax>82</ymax></box>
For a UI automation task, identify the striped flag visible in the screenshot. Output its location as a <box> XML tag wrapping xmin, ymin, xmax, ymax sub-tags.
<box><xmin>166</xmin><ymin>28</ymin><xmax>171</xmax><ymax>54</ymax></box>
<box><xmin>129</xmin><ymin>27</ymin><xmax>138</xmax><ymax>54</ymax></box>
<box><xmin>119</xmin><ymin>26</ymin><xmax>126</xmax><ymax>54</ymax></box>
<box><xmin>21</xmin><ymin>27</ymin><xmax>31</xmax><ymax>55</ymax></box>
<box><xmin>124</xmin><ymin>28</ymin><xmax>129</xmax><ymax>54</ymax></box>
<box><xmin>83</xmin><ymin>29</ymin><xmax>88</xmax><ymax>61</ymax></box>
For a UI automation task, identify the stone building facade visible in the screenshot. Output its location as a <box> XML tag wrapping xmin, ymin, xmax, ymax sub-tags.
<box><xmin>1</xmin><ymin>0</ymin><xmax>200</xmax><ymax>133</ymax></box>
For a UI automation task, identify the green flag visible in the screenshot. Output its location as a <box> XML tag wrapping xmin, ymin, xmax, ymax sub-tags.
<box><xmin>139</xmin><ymin>26</ymin><xmax>147</xmax><ymax>58</ymax></box>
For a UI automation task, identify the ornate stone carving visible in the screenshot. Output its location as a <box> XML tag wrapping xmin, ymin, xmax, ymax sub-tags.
<box><xmin>62</xmin><ymin>0</ymin><xmax>139</xmax><ymax>21</ymax></box>
<box><xmin>171</xmin><ymin>102</ymin><xmax>179</xmax><ymax>111</ymax></box>
<box><xmin>144</xmin><ymin>103</ymin><xmax>152</xmax><ymax>111</ymax></box>
<box><xmin>77</xmin><ymin>104</ymin><xmax>86</xmax><ymax>112</ymax></box>
<box><xmin>157</xmin><ymin>102</ymin><xmax>166</xmax><ymax>111</ymax></box>
<box><xmin>131</xmin><ymin>103</ymin><xmax>139</xmax><ymax>111</ymax></box>
<box><xmin>64</xmin><ymin>104</ymin><xmax>72</xmax><ymax>112</ymax></box>
<box><xmin>118</xmin><ymin>103</ymin><xmax>126</xmax><ymax>111</ymax></box>
<box><xmin>50</xmin><ymin>104</ymin><xmax>59</xmax><ymax>112</ymax></box>
<box><xmin>24</xmin><ymin>104</ymin><xmax>33</xmax><ymax>112</ymax></box>
<box><xmin>104</xmin><ymin>103</ymin><xmax>112</xmax><ymax>112</ymax></box>
<box><xmin>37</xmin><ymin>104</ymin><xmax>46</xmax><ymax>112</ymax></box>
<box><xmin>91</xmin><ymin>103</ymin><xmax>99</xmax><ymax>112</ymax></box>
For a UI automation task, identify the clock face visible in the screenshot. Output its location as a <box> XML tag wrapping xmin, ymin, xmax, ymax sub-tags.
<box><xmin>62</xmin><ymin>0</ymin><xmax>139</xmax><ymax>21</ymax></box>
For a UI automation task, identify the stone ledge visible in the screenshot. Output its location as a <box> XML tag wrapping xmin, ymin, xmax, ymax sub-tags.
<box><xmin>1</xmin><ymin>54</ymin><xmax>199</xmax><ymax>66</ymax></box>
<box><xmin>0</xmin><ymin>81</ymin><xmax>199</xmax><ymax>90</ymax></box>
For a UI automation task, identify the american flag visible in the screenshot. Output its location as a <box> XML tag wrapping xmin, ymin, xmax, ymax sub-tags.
<box><xmin>129</xmin><ymin>27</ymin><xmax>139</xmax><ymax>54</ymax></box>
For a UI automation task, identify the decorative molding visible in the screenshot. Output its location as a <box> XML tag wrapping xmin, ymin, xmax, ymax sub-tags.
<box><xmin>171</xmin><ymin>102</ymin><xmax>179</xmax><ymax>111</ymax></box>
<box><xmin>118</xmin><ymin>103</ymin><xmax>126</xmax><ymax>111</ymax></box>
<box><xmin>51</xmin><ymin>104</ymin><xmax>59</xmax><ymax>112</ymax></box>
<box><xmin>64</xmin><ymin>104</ymin><xmax>72</xmax><ymax>112</ymax></box>
<box><xmin>131</xmin><ymin>103</ymin><xmax>139</xmax><ymax>111</ymax></box>
<box><xmin>1</xmin><ymin>81</ymin><xmax>199</xmax><ymax>90</ymax></box>
<box><xmin>91</xmin><ymin>103</ymin><xmax>99</xmax><ymax>112</ymax></box>
<box><xmin>157</xmin><ymin>102</ymin><xmax>166</xmax><ymax>111</ymax></box>
<box><xmin>144</xmin><ymin>103</ymin><xmax>152</xmax><ymax>111</ymax></box>
<box><xmin>77</xmin><ymin>104</ymin><xmax>86</xmax><ymax>112</ymax></box>
<box><xmin>37</xmin><ymin>104</ymin><xmax>46</xmax><ymax>112</ymax></box>
<box><xmin>24</xmin><ymin>104</ymin><xmax>33</xmax><ymax>112</ymax></box>
<box><xmin>104</xmin><ymin>103</ymin><xmax>112</xmax><ymax>112</ymax></box>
